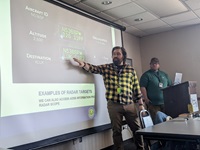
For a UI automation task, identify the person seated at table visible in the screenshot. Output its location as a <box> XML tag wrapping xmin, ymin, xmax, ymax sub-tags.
<box><xmin>151</xmin><ymin>111</ymin><xmax>172</xmax><ymax>150</ymax></box>
<box><xmin>154</xmin><ymin>111</ymin><xmax>172</xmax><ymax>124</ymax></box>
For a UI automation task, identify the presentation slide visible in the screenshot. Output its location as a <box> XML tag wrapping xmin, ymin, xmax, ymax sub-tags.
<box><xmin>0</xmin><ymin>0</ymin><xmax>122</xmax><ymax>149</ymax></box>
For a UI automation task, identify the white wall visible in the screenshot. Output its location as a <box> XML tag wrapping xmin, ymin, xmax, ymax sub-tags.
<box><xmin>39</xmin><ymin>130</ymin><xmax>113</xmax><ymax>150</ymax></box>
<box><xmin>123</xmin><ymin>32</ymin><xmax>143</xmax><ymax>78</ymax></box>
<box><xmin>140</xmin><ymin>24</ymin><xmax>200</xmax><ymax>96</ymax></box>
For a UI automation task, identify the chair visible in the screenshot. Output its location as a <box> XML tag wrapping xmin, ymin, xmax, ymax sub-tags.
<box><xmin>139</xmin><ymin>110</ymin><xmax>156</xmax><ymax>150</ymax></box>
<box><xmin>139</xmin><ymin>109</ymin><xmax>154</xmax><ymax>128</ymax></box>
<box><xmin>140</xmin><ymin>110</ymin><xmax>170</xmax><ymax>150</ymax></box>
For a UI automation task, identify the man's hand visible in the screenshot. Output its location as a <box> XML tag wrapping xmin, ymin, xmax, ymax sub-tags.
<box><xmin>144</xmin><ymin>98</ymin><xmax>151</xmax><ymax>105</ymax></box>
<box><xmin>73</xmin><ymin>58</ymin><xmax>85</xmax><ymax>67</ymax></box>
<box><xmin>139</xmin><ymin>105</ymin><xmax>145</xmax><ymax>111</ymax></box>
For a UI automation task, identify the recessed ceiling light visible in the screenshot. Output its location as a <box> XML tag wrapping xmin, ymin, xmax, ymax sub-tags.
<box><xmin>102</xmin><ymin>1</ymin><xmax>112</xmax><ymax>5</ymax></box>
<box><xmin>134</xmin><ymin>18</ymin><xmax>143</xmax><ymax>22</ymax></box>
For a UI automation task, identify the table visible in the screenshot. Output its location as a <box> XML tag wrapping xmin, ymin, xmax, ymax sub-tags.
<box><xmin>136</xmin><ymin>117</ymin><xmax>200</xmax><ymax>143</ymax></box>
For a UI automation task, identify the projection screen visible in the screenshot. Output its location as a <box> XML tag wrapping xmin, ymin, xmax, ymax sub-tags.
<box><xmin>0</xmin><ymin>0</ymin><xmax>124</xmax><ymax>149</ymax></box>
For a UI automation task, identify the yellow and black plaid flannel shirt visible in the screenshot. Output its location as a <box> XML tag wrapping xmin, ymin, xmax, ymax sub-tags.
<box><xmin>85</xmin><ymin>63</ymin><xmax>142</xmax><ymax>104</ymax></box>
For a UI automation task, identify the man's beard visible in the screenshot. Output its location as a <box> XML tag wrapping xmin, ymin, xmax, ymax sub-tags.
<box><xmin>113</xmin><ymin>58</ymin><xmax>123</xmax><ymax>66</ymax></box>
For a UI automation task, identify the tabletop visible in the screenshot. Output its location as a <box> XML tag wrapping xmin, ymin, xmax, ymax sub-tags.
<box><xmin>136</xmin><ymin>117</ymin><xmax>200</xmax><ymax>142</ymax></box>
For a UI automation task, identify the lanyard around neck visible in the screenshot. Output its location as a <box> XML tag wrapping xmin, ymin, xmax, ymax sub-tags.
<box><xmin>154</xmin><ymin>71</ymin><xmax>162</xmax><ymax>82</ymax></box>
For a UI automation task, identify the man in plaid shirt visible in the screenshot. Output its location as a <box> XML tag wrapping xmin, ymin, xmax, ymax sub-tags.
<box><xmin>74</xmin><ymin>46</ymin><xmax>144</xmax><ymax>150</ymax></box>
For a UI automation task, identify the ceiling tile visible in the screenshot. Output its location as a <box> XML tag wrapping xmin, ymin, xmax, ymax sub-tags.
<box><xmin>125</xmin><ymin>26</ymin><xmax>147</xmax><ymax>37</ymax></box>
<box><xmin>75</xmin><ymin>3</ymin><xmax>100</xmax><ymax>14</ymax></box>
<box><xmin>114</xmin><ymin>20</ymin><xmax>131</xmax><ymax>27</ymax></box>
<box><xmin>126</xmin><ymin>25</ymin><xmax>141</xmax><ymax>32</ymax></box>
<box><xmin>144</xmin><ymin>26</ymin><xmax>174</xmax><ymax>35</ymax></box>
<box><xmin>171</xmin><ymin>18</ymin><xmax>200</xmax><ymax>28</ymax></box>
<box><xmin>82</xmin><ymin>0</ymin><xmax>132</xmax><ymax>11</ymax></box>
<box><xmin>134</xmin><ymin>19</ymin><xmax>168</xmax><ymax>30</ymax></box>
<box><xmin>135</xmin><ymin>0</ymin><xmax>188</xmax><ymax>17</ymax></box>
<box><xmin>194</xmin><ymin>9</ymin><xmax>200</xmax><ymax>17</ymax></box>
<box><xmin>95</xmin><ymin>12</ymin><xmax>117</xmax><ymax>22</ymax></box>
<box><xmin>121</xmin><ymin>12</ymin><xmax>158</xmax><ymax>25</ymax></box>
<box><xmin>184</xmin><ymin>0</ymin><xmax>200</xmax><ymax>11</ymax></box>
<box><xmin>103</xmin><ymin>2</ymin><xmax>145</xmax><ymax>19</ymax></box>
<box><xmin>161</xmin><ymin>11</ymin><xmax>198</xmax><ymax>25</ymax></box>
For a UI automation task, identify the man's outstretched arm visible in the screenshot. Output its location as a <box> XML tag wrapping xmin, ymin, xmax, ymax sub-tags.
<box><xmin>73</xmin><ymin>58</ymin><xmax>89</xmax><ymax>70</ymax></box>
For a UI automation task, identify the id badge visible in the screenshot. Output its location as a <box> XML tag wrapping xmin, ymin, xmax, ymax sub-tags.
<box><xmin>117</xmin><ymin>87</ymin><xmax>121</xmax><ymax>94</ymax></box>
<box><xmin>159</xmin><ymin>82</ymin><xmax>163</xmax><ymax>88</ymax></box>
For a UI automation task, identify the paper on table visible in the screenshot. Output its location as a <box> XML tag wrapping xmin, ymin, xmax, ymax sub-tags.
<box><xmin>174</xmin><ymin>72</ymin><xmax>182</xmax><ymax>85</ymax></box>
<box><xmin>189</xmin><ymin>94</ymin><xmax>199</xmax><ymax>112</ymax></box>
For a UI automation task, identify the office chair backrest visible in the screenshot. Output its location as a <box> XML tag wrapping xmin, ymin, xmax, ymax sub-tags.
<box><xmin>139</xmin><ymin>109</ymin><xmax>154</xmax><ymax>128</ymax></box>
